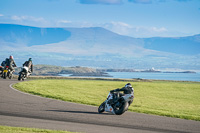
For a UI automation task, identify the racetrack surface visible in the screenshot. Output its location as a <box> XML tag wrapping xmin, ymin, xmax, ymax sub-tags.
<box><xmin>0</xmin><ymin>79</ymin><xmax>199</xmax><ymax>133</ymax></box>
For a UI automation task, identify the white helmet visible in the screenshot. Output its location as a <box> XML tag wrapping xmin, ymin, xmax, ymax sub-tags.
<box><xmin>125</xmin><ymin>83</ymin><xmax>132</xmax><ymax>88</ymax></box>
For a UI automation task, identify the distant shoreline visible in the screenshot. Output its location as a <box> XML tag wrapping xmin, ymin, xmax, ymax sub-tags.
<box><xmin>10</xmin><ymin>74</ymin><xmax>200</xmax><ymax>83</ymax></box>
<box><xmin>13</xmin><ymin>65</ymin><xmax>197</xmax><ymax>81</ymax></box>
<box><xmin>99</xmin><ymin>68</ymin><xmax>196</xmax><ymax>73</ymax></box>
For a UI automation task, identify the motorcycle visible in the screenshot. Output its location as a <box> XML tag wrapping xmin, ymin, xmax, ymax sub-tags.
<box><xmin>18</xmin><ymin>66</ymin><xmax>30</xmax><ymax>81</ymax></box>
<box><xmin>98</xmin><ymin>91</ymin><xmax>134</xmax><ymax>115</ymax></box>
<box><xmin>3</xmin><ymin>66</ymin><xmax>14</xmax><ymax>79</ymax></box>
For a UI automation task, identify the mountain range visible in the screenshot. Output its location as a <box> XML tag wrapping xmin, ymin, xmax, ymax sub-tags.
<box><xmin>0</xmin><ymin>24</ymin><xmax>199</xmax><ymax>70</ymax></box>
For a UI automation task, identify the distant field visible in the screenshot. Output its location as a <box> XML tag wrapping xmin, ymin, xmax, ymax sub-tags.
<box><xmin>13</xmin><ymin>79</ymin><xmax>200</xmax><ymax>121</ymax></box>
<box><xmin>0</xmin><ymin>125</ymin><xmax>75</xmax><ymax>133</ymax></box>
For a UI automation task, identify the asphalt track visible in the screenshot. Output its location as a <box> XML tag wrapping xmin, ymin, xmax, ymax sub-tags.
<box><xmin>0</xmin><ymin>79</ymin><xmax>199</xmax><ymax>133</ymax></box>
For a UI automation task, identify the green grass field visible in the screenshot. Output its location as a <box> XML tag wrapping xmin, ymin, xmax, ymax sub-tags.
<box><xmin>0</xmin><ymin>125</ymin><xmax>76</xmax><ymax>133</ymax></box>
<box><xmin>13</xmin><ymin>79</ymin><xmax>200</xmax><ymax>121</ymax></box>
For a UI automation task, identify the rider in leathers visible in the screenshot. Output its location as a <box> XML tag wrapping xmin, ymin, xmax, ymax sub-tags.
<box><xmin>7</xmin><ymin>56</ymin><xmax>17</xmax><ymax>72</ymax></box>
<box><xmin>110</xmin><ymin>83</ymin><xmax>134</xmax><ymax>106</ymax></box>
<box><xmin>23</xmin><ymin>58</ymin><xmax>33</xmax><ymax>77</ymax></box>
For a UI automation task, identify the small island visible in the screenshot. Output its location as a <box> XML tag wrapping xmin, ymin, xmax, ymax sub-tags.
<box><xmin>140</xmin><ymin>67</ymin><xmax>161</xmax><ymax>73</ymax></box>
<box><xmin>163</xmin><ymin>71</ymin><xmax>196</xmax><ymax>73</ymax></box>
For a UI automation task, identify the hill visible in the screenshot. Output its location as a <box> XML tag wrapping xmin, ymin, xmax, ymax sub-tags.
<box><xmin>0</xmin><ymin>24</ymin><xmax>71</xmax><ymax>47</ymax></box>
<box><xmin>143</xmin><ymin>35</ymin><xmax>200</xmax><ymax>55</ymax></box>
<box><xmin>0</xmin><ymin>24</ymin><xmax>199</xmax><ymax>70</ymax></box>
<box><xmin>14</xmin><ymin>65</ymin><xmax>109</xmax><ymax>77</ymax></box>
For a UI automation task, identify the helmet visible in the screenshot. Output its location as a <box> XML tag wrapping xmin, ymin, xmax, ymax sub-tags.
<box><xmin>9</xmin><ymin>55</ymin><xmax>13</xmax><ymax>59</ymax></box>
<box><xmin>29</xmin><ymin>58</ymin><xmax>32</xmax><ymax>61</ymax></box>
<box><xmin>125</xmin><ymin>83</ymin><xmax>132</xmax><ymax>88</ymax></box>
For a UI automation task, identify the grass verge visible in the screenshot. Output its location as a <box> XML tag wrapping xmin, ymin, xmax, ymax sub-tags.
<box><xmin>13</xmin><ymin>79</ymin><xmax>200</xmax><ymax>121</ymax></box>
<box><xmin>0</xmin><ymin>125</ymin><xmax>77</xmax><ymax>133</ymax></box>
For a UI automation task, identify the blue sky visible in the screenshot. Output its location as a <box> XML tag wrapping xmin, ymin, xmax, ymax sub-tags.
<box><xmin>0</xmin><ymin>0</ymin><xmax>200</xmax><ymax>37</ymax></box>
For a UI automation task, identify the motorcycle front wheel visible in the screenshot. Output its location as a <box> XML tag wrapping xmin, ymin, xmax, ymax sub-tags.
<box><xmin>18</xmin><ymin>73</ymin><xmax>22</xmax><ymax>81</ymax></box>
<box><xmin>114</xmin><ymin>101</ymin><xmax>128</xmax><ymax>115</ymax></box>
<box><xmin>8</xmin><ymin>72</ymin><xmax>12</xmax><ymax>79</ymax></box>
<box><xmin>3</xmin><ymin>72</ymin><xmax>7</xmax><ymax>79</ymax></box>
<box><xmin>98</xmin><ymin>102</ymin><xmax>105</xmax><ymax>113</ymax></box>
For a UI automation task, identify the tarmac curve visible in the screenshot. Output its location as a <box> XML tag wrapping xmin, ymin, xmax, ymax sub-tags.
<box><xmin>0</xmin><ymin>79</ymin><xmax>199</xmax><ymax>133</ymax></box>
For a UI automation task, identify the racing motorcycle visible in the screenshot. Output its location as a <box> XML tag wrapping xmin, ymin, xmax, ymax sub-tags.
<box><xmin>18</xmin><ymin>66</ymin><xmax>30</xmax><ymax>81</ymax></box>
<box><xmin>3</xmin><ymin>66</ymin><xmax>14</xmax><ymax>79</ymax></box>
<box><xmin>98</xmin><ymin>91</ymin><xmax>134</xmax><ymax>115</ymax></box>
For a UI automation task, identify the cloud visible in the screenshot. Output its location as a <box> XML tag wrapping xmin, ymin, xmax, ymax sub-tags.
<box><xmin>102</xmin><ymin>21</ymin><xmax>174</xmax><ymax>37</ymax></box>
<box><xmin>174</xmin><ymin>0</ymin><xmax>191</xmax><ymax>2</ymax></box>
<box><xmin>103</xmin><ymin>21</ymin><xmax>133</xmax><ymax>35</ymax></box>
<box><xmin>0</xmin><ymin>14</ymin><xmax>190</xmax><ymax>38</ymax></box>
<box><xmin>0</xmin><ymin>14</ymin><xmax>51</xmax><ymax>27</ymax></box>
<box><xmin>47</xmin><ymin>0</ymin><xmax>60</xmax><ymax>1</ymax></box>
<box><xmin>150</xmin><ymin>27</ymin><xmax>168</xmax><ymax>32</ymax></box>
<box><xmin>57</xmin><ymin>20</ymin><xmax>72</xmax><ymax>24</ymax></box>
<box><xmin>13</xmin><ymin>15</ymin><xmax>47</xmax><ymax>24</ymax></box>
<box><xmin>11</xmin><ymin>15</ymin><xmax>47</xmax><ymax>23</ymax></box>
<box><xmin>130</xmin><ymin>26</ymin><xmax>170</xmax><ymax>37</ymax></box>
<box><xmin>60</xmin><ymin>20</ymin><xmax>72</xmax><ymax>23</ymax></box>
<box><xmin>79</xmin><ymin>0</ymin><xmax>192</xmax><ymax>5</ymax></box>
<box><xmin>128</xmin><ymin>0</ymin><xmax>152</xmax><ymax>4</ymax></box>
<box><xmin>55</xmin><ymin>20</ymin><xmax>74</xmax><ymax>27</ymax></box>
<box><xmin>128</xmin><ymin>0</ymin><xmax>192</xmax><ymax>4</ymax></box>
<box><xmin>78</xmin><ymin>0</ymin><xmax>123</xmax><ymax>5</ymax></box>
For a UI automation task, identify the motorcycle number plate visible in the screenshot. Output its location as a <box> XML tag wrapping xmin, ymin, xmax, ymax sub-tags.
<box><xmin>4</xmin><ymin>70</ymin><xmax>8</xmax><ymax>72</ymax></box>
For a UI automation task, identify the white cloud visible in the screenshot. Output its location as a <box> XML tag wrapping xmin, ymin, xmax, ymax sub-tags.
<box><xmin>55</xmin><ymin>20</ymin><xmax>72</xmax><ymax>27</ymax></box>
<box><xmin>103</xmin><ymin>21</ymin><xmax>133</xmax><ymax>35</ymax></box>
<box><xmin>0</xmin><ymin>14</ymin><xmax>188</xmax><ymax>37</ymax></box>
<box><xmin>129</xmin><ymin>26</ymin><xmax>169</xmax><ymax>37</ymax></box>
<box><xmin>150</xmin><ymin>27</ymin><xmax>168</xmax><ymax>32</ymax></box>
<box><xmin>175</xmin><ymin>0</ymin><xmax>192</xmax><ymax>2</ymax></box>
<box><xmin>111</xmin><ymin>21</ymin><xmax>132</xmax><ymax>28</ymax></box>
<box><xmin>128</xmin><ymin>0</ymin><xmax>193</xmax><ymax>4</ymax></box>
<box><xmin>79</xmin><ymin>0</ymin><xmax>123</xmax><ymax>5</ymax></box>
<box><xmin>58</xmin><ymin>20</ymin><xmax>72</xmax><ymax>24</ymax></box>
<box><xmin>128</xmin><ymin>0</ymin><xmax>152</xmax><ymax>4</ymax></box>
<box><xmin>101</xmin><ymin>21</ymin><xmax>171</xmax><ymax>37</ymax></box>
<box><xmin>11</xmin><ymin>15</ymin><xmax>47</xmax><ymax>23</ymax></box>
<box><xmin>11</xmin><ymin>16</ymin><xmax>21</xmax><ymax>21</ymax></box>
<box><xmin>5</xmin><ymin>15</ymin><xmax>50</xmax><ymax>27</ymax></box>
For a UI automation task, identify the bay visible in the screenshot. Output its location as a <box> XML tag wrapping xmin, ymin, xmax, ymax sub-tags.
<box><xmin>107</xmin><ymin>72</ymin><xmax>200</xmax><ymax>82</ymax></box>
<box><xmin>60</xmin><ymin>72</ymin><xmax>200</xmax><ymax>82</ymax></box>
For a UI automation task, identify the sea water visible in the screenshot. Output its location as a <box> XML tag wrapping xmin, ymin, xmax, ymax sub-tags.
<box><xmin>107</xmin><ymin>72</ymin><xmax>200</xmax><ymax>82</ymax></box>
<box><xmin>59</xmin><ymin>72</ymin><xmax>200</xmax><ymax>82</ymax></box>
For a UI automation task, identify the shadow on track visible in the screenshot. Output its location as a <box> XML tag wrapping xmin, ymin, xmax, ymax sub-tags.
<box><xmin>46</xmin><ymin>110</ymin><xmax>113</xmax><ymax>115</ymax></box>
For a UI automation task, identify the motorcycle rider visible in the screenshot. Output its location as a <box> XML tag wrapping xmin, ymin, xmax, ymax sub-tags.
<box><xmin>23</xmin><ymin>58</ymin><xmax>33</xmax><ymax>76</ymax></box>
<box><xmin>8</xmin><ymin>55</ymin><xmax>17</xmax><ymax>72</ymax></box>
<box><xmin>7</xmin><ymin>56</ymin><xmax>17</xmax><ymax>75</ymax></box>
<box><xmin>110</xmin><ymin>83</ymin><xmax>134</xmax><ymax>106</ymax></box>
<box><xmin>1</xmin><ymin>58</ymin><xmax>9</xmax><ymax>67</ymax></box>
